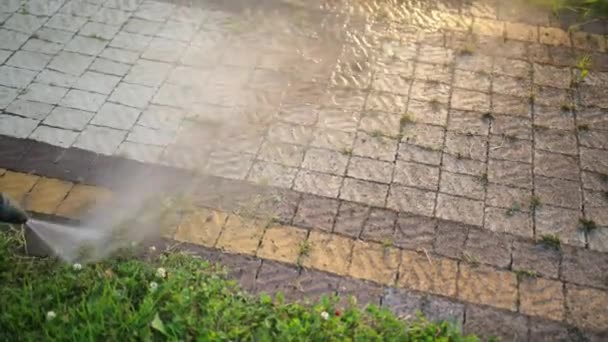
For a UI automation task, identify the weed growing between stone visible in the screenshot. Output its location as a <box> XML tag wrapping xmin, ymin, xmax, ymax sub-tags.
<box><xmin>0</xmin><ymin>229</ymin><xmax>476</xmax><ymax>341</ymax></box>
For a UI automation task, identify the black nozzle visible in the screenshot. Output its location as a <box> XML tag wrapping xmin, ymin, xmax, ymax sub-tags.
<box><xmin>0</xmin><ymin>193</ymin><xmax>28</xmax><ymax>224</ymax></box>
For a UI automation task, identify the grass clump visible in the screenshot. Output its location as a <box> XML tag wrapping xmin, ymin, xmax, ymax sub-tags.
<box><xmin>577</xmin><ymin>123</ymin><xmax>590</xmax><ymax>131</ymax></box>
<box><xmin>529</xmin><ymin>195</ymin><xmax>542</xmax><ymax>211</ymax></box>
<box><xmin>537</xmin><ymin>234</ymin><xmax>561</xmax><ymax>250</ymax></box>
<box><xmin>579</xmin><ymin>218</ymin><xmax>598</xmax><ymax>233</ymax></box>
<box><xmin>515</xmin><ymin>269</ymin><xmax>538</xmax><ymax>280</ymax></box>
<box><xmin>399</xmin><ymin>112</ymin><xmax>415</xmax><ymax>128</ymax></box>
<box><xmin>0</xmin><ymin>229</ymin><xmax>477</xmax><ymax>341</ymax></box>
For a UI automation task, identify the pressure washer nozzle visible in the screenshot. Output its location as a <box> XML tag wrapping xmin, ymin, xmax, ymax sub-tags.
<box><xmin>0</xmin><ymin>193</ymin><xmax>28</xmax><ymax>224</ymax></box>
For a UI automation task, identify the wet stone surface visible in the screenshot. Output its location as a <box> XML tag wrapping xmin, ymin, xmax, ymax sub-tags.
<box><xmin>2</xmin><ymin>0</ymin><xmax>608</xmax><ymax>338</ymax></box>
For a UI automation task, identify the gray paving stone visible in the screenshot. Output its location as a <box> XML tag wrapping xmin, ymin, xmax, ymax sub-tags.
<box><xmin>488</xmin><ymin>159</ymin><xmax>532</xmax><ymax>189</ymax></box>
<box><xmin>123</xmin><ymin>18</ymin><xmax>162</xmax><ymax>35</ymax></box>
<box><xmin>100</xmin><ymin>47</ymin><xmax>139</xmax><ymax>64</ymax></box>
<box><xmin>440</xmin><ymin>171</ymin><xmax>485</xmax><ymax>201</ymax></box>
<box><xmin>580</xmin><ymin>147</ymin><xmax>608</xmax><ymax>175</ymax></box>
<box><xmin>0</xmin><ymin>50</ymin><xmax>11</xmax><ymax>64</ymax></box>
<box><xmin>48</xmin><ymin>51</ymin><xmax>94</xmax><ymax>76</ymax></box>
<box><xmin>347</xmin><ymin>156</ymin><xmax>393</xmax><ymax>184</ymax></box>
<box><xmin>386</xmin><ymin>184</ymin><xmax>436</xmax><ymax>216</ymax></box>
<box><xmin>45</xmin><ymin>13</ymin><xmax>88</xmax><ymax>32</ymax></box>
<box><xmin>134</xmin><ymin>1</ymin><xmax>174</xmax><ymax>22</ymax></box>
<box><xmin>29</xmin><ymin>125</ymin><xmax>79</xmax><ymax>148</ymax></box>
<box><xmin>43</xmin><ymin>106</ymin><xmax>95</xmax><ymax>130</ymax></box>
<box><xmin>108</xmin><ymin>82</ymin><xmax>155</xmax><ymax>108</ymax></box>
<box><xmin>317</xmin><ymin>107</ymin><xmax>360</xmax><ymax>133</ymax></box>
<box><xmin>464</xmin><ymin>305</ymin><xmax>528</xmax><ymax>342</ymax></box>
<box><xmin>142</xmin><ymin>37</ymin><xmax>187</xmax><ymax>63</ymax></box>
<box><xmin>0</xmin><ymin>29</ymin><xmax>29</xmax><ymax>50</ymax></box>
<box><xmin>60</xmin><ymin>89</ymin><xmax>106</xmax><ymax>112</ymax></box>
<box><xmin>0</xmin><ymin>65</ymin><xmax>37</xmax><ymax>88</ymax></box>
<box><xmin>89</xmin><ymin>58</ymin><xmax>131</xmax><ymax>76</ymax></box>
<box><xmin>156</xmin><ymin>20</ymin><xmax>197</xmax><ymax>42</ymax></box>
<box><xmin>454</xmin><ymin>69</ymin><xmax>492</xmax><ymax>93</ymax></box>
<box><xmin>444</xmin><ymin>132</ymin><xmax>488</xmax><ymax>161</ymax></box>
<box><xmin>267</xmin><ymin>122</ymin><xmax>313</xmax><ymax>146</ymax></box>
<box><xmin>535</xmin><ymin>205</ymin><xmax>585</xmax><ymax>247</ymax></box>
<box><xmin>105</xmin><ymin>0</ymin><xmax>142</xmax><ymax>11</ymax></box>
<box><xmin>91</xmin><ymin>102</ymin><xmax>140</xmax><ymax>130</ymax></box>
<box><xmin>204</xmin><ymin>150</ymin><xmax>253</xmax><ymax>180</ymax></box>
<box><xmin>73</xmin><ymin>124</ymin><xmax>127</xmax><ymax>155</ymax></box>
<box><xmin>353</xmin><ymin>131</ymin><xmax>398</xmax><ymax>162</ymax></box>
<box><xmin>124</xmin><ymin>59</ymin><xmax>172</xmax><ymax>87</ymax></box>
<box><xmin>401</xmin><ymin>122</ymin><xmax>445</xmax><ymax>151</ymax></box>
<box><xmin>3</xmin><ymin>13</ymin><xmax>46</xmax><ymax>34</ymax></box>
<box><xmin>301</xmin><ymin>148</ymin><xmax>348</xmax><ymax>176</ymax></box>
<box><xmin>35</xmin><ymin>69</ymin><xmax>77</xmax><ymax>88</ymax></box>
<box><xmin>339</xmin><ymin>178</ymin><xmax>388</xmax><ymax>207</ymax></box>
<box><xmin>447</xmin><ymin>109</ymin><xmax>489</xmax><ymax>136</ymax></box>
<box><xmin>78</xmin><ymin>22</ymin><xmax>120</xmax><ymax>41</ymax></box>
<box><xmin>0</xmin><ymin>0</ymin><xmax>21</xmax><ymax>12</ymax></box>
<box><xmin>393</xmin><ymin>160</ymin><xmax>439</xmax><ymax>190</ymax></box>
<box><xmin>393</xmin><ymin>213</ymin><xmax>435</xmax><ymax>250</ymax></box>
<box><xmin>293</xmin><ymin>170</ymin><xmax>342</xmax><ymax>198</ymax></box>
<box><xmin>115</xmin><ymin>141</ymin><xmax>163</xmax><ymax>163</ymax></box>
<box><xmin>74</xmin><ymin>71</ymin><xmax>121</xmax><ymax>95</ymax></box>
<box><xmin>21</xmin><ymin>38</ymin><xmax>63</xmax><ymax>55</ymax></box>
<box><xmin>0</xmin><ymin>113</ymin><xmax>39</xmax><ymax>138</ymax></box>
<box><xmin>64</xmin><ymin>35</ymin><xmax>108</xmax><ymax>55</ymax></box>
<box><xmin>310</xmin><ymin>128</ymin><xmax>354</xmax><ymax>152</ymax></box>
<box><xmin>258</xmin><ymin>141</ymin><xmax>305</xmax><ymax>168</ymax></box>
<box><xmin>397</xmin><ymin>143</ymin><xmax>442</xmax><ymax>166</ymax></box>
<box><xmin>534</xmin><ymin>150</ymin><xmax>580</xmax><ymax>181</ymax></box>
<box><xmin>589</xmin><ymin>228</ymin><xmax>608</xmax><ymax>253</ymax></box>
<box><xmin>6</xmin><ymin>99</ymin><xmax>54</xmax><ymax>119</ymax></box>
<box><xmin>34</xmin><ymin>27</ymin><xmax>74</xmax><ymax>44</ymax></box>
<box><xmin>20</xmin><ymin>83</ymin><xmax>69</xmax><ymax>105</ymax></box>
<box><xmin>534</xmin><ymin>175</ymin><xmax>581</xmax><ymax>209</ymax></box>
<box><xmin>91</xmin><ymin>8</ymin><xmax>130</xmax><ymax>26</ymax></box>
<box><xmin>109</xmin><ymin>32</ymin><xmax>152</xmax><ymax>51</ymax></box>
<box><xmin>23</xmin><ymin>0</ymin><xmax>65</xmax><ymax>16</ymax></box>
<box><xmin>436</xmin><ymin>193</ymin><xmax>484</xmax><ymax>226</ymax></box>
<box><xmin>579</xmin><ymin>129</ymin><xmax>608</xmax><ymax>150</ymax></box>
<box><xmin>136</xmin><ymin>104</ymin><xmax>183</xmax><ymax>131</ymax></box>
<box><xmin>247</xmin><ymin>161</ymin><xmax>298</xmax><ymax>188</ymax></box>
<box><xmin>60</xmin><ymin>0</ymin><xmax>100</xmax><ymax>18</ymax></box>
<box><xmin>489</xmin><ymin>136</ymin><xmax>532</xmax><ymax>163</ymax></box>
<box><xmin>0</xmin><ymin>86</ymin><xmax>19</xmax><ymax>109</ymax></box>
<box><xmin>126</xmin><ymin>125</ymin><xmax>174</xmax><ymax>146</ymax></box>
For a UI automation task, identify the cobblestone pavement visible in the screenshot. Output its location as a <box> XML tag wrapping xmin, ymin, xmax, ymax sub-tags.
<box><xmin>2</xmin><ymin>0</ymin><xmax>608</xmax><ymax>340</ymax></box>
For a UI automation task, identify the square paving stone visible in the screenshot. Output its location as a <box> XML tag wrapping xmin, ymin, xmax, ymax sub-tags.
<box><xmin>48</xmin><ymin>51</ymin><xmax>94</xmax><ymax>76</ymax></box>
<box><xmin>55</xmin><ymin>184</ymin><xmax>112</xmax><ymax>218</ymax></box>
<box><xmin>91</xmin><ymin>102</ymin><xmax>140</xmax><ymax>130</ymax></box>
<box><xmin>360</xmin><ymin>208</ymin><xmax>397</xmax><ymax>243</ymax></box>
<box><xmin>394</xmin><ymin>213</ymin><xmax>435</xmax><ymax>251</ymax></box>
<box><xmin>447</xmin><ymin>109</ymin><xmax>489</xmax><ymax>136</ymax></box>
<box><xmin>512</xmin><ymin>239</ymin><xmax>561</xmax><ymax>279</ymax></box>
<box><xmin>294</xmin><ymin>268</ymin><xmax>343</xmax><ymax>303</ymax></box>
<box><xmin>464</xmin><ymin>305</ymin><xmax>528</xmax><ymax>342</ymax></box>
<box><xmin>258</xmin><ymin>141</ymin><xmax>305</xmax><ymax>168</ymax></box>
<box><xmin>0</xmin><ymin>114</ymin><xmax>39</xmax><ymax>138</ymax></box>
<box><xmin>293</xmin><ymin>195</ymin><xmax>339</xmax><ymax>232</ymax></box>
<box><xmin>440</xmin><ymin>171</ymin><xmax>485</xmax><ymax>201</ymax></box>
<box><xmin>414</xmin><ymin>62</ymin><xmax>451</xmax><ymax>85</ymax></box>
<box><xmin>371</xmin><ymin>73</ymin><xmax>411</xmax><ymax>95</ymax></box>
<box><xmin>488</xmin><ymin>159</ymin><xmax>533</xmax><ymax>189</ymax></box>
<box><xmin>393</xmin><ymin>161</ymin><xmax>439</xmax><ymax>190</ymax></box>
<box><xmin>493</xmin><ymin>74</ymin><xmax>532</xmax><ymax>99</ymax></box>
<box><xmin>451</xmin><ymin>88</ymin><xmax>491</xmax><ymax>112</ymax></box>
<box><xmin>0</xmin><ymin>171</ymin><xmax>39</xmax><ymax>203</ymax></box>
<box><xmin>490</xmin><ymin>114</ymin><xmax>532</xmax><ymax>140</ymax></box>
<box><xmin>73</xmin><ymin>125</ymin><xmax>126</xmax><ymax>155</ymax></box>
<box><xmin>20</xmin><ymin>83</ymin><xmax>69</xmax><ymax>105</ymax></box>
<box><xmin>43</xmin><ymin>106</ymin><xmax>95</xmax><ymax>131</ymax></box>
<box><xmin>0</xmin><ymin>28</ymin><xmax>29</xmax><ymax>50</ymax></box>
<box><xmin>337</xmin><ymin>277</ymin><xmax>384</xmax><ymax>307</ymax></box>
<box><xmin>142</xmin><ymin>37</ymin><xmax>187</xmax><ymax>63</ymax></box>
<box><xmin>533</xmin><ymin>86</ymin><xmax>571</xmax><ymax>107</ymax></box>
<box><xmin>505</xmin><ymin>22</ymin><xmax>538</xmax><ymax>42</ymax></box>
<box><xmin>137</xmin><ymin>104</ymin><xmax>184</xmax><ymax>131</ymax></box>
<box><xmin>174</xmin><ymin>208</ymin><xmax>227</xmax><ymax>248</ymax></box>
<box><xmin>535</xmin><ymin>205</ymin><xmax>585</xmax><ymax>247</ymax></box>
<box><xmin>561</xmin><ymin>246</ymin><xmax>608</xmax><ymax>290</ymax></box>
<box><xmin>484</xmin><ymin>206</ymin><xmax>534</xmax><ymax>238</ymax></box>
<box><xmin>64</xmin><ymin>35</ymin><xmax>107</xmax><ymax>55</ymax></box>
<box><xmin>339</xmin><ymin>178</ymin><xmax>388</xmax><ymax>207</ymax></box>
<box><xmin>6</xmin><ymin>51</ymin><xmax>51</xmax><ymax>71</ymax></box>
<box><xmin>534</xmin><ymin>102</ymin><xmax>574</xmax><ymax>131</ymax></box>
<box><xmin>333</xmin><ymin>202</ymin><xmax>369</xmax><ymax>238</ymax></box>
<box><xmin>301</xmin><ymin>231</ymin><xmax>354</xmax><ymax>276</ymax></box>
<box><xmin>4</xmin><ymin>13</ymin><xmax>46</xmax><ymax>34</ymax></box>
<box><xmin>381</xmin><ymin>288</ymin><xmax>424</xmax><ymax>318</ymax></box>
<box><xmin>436</xmin><ymin>193</ymin><xmax>484</xmax><ymax>226</ymax></box>
<box><xmin>24</xmin><ymin>177</ymin><xmax>73</xmax><ymax>215</ymax></box>
<box><xmin>565</xmin><ymin>284</ymin><xmax>608</xmax><ymax>332</ymax></box>
<box><xmin>257</xmin><ymin>226</ymin><xmax>307</xmax><ymax>264</ymax></box>
<box><xmin>215</xmin><ymin>253</ymin><xmax>261</xmax><ymax>292</ymax></box>
<box><xmin>6</xmin><ymin>99</ymin><xmax>54</xmax><ymax>120</ymax></box>
<box><xmin>533</xmin><ymin>63</ymin><xmax>572</xmax><ymax>89</ymax></box>
<box><xmin>247</xmin><ymin>161</ymin><xmax>297</xmax><ymax>188</ymax></box>
<box><xmin>534</xmin><ymin>176</ymin><xmax>581</xmax><ymax>209</ymax></box>
<box><xmin>401</xmin><ymin>123</ymin><xmax>445</xmax><ymax>150</ymax></box>
<box><xmin>406</xmin><ymin>99</ymin><xmax>449</xmax><ymax>127</ymax></box>
<box><xmin>123</xmin><ymin>18</ymin><xmax>162</xmax><ymax>35</ymax></box>
<box><xmin>124</xmin><ymin>59</ymin><xmax>173</xmax><ymax>87</ymax></box>
<box><xmin>347</xmin><ymin>156</ymin><xmax>393</xmax><ymax>184</ymax></box>
<box><xmin>74</xmin><ymin>71</ymin><xmax>121</xmax><ymax>95</ymax></box>
<box><xmin>359</xmin><ymin>111</ymin><xmax>401</xmax><ymax>137</ymax></box>
<box><xmin>353</xmin><ymin>131</ymin><xmax>398</xmax><ymax>162</ymax></box>
<box><xmin>398</xmin><ymin>250</ymin><xmax>458</xmax><ymax>297</ymax></box>
<box><xmin>580</xmin><ymin>147</ymin><xmax>608</xmax><ymax>175</ymax></box>
<box><xmin>79</xmin><ymin>22</ymin><xmax>120</xmax><ymax>40</ymax></box>
<box><xmin>100</xmin><ymin>47</ymin><xmax>140</xmax><ymax>64</ymax></box>
<box><xmin>91</xmin><ymin>7</ymin><xmax>130</xmax><ymax>26</ymax></box>
<box><xmin>301</xmin><ymin>148</ymin><xmax>348</xmax><ymax>176</ymax></box>
<box><xmin>493</xmin><ymin>57</ymin><xmax>531</xmax><ymax>78</ymax></box>
<box><xmin>422</xmin><ymin>296</ymin><xmax>464</xmax><ymax>329</ymax></box>
<box><xmin>535</xmin><ymin>128</ymin><xmax>577</xmax><ymax>155</ymax></box>
<box><xmin>444</xmin><ymin>132</ymin><xmax>488</xmax><ymax>161</ymax></box>
<box><xmin>387</xmin><ymin>184</ymin><xmax>436</xmax><ymax>216</ymax></box>
<box><xmin>397</xmin><ymin>143</ymin><xmax>442</xmax><ymax>166</ymax></box>
<box><xmin>442</xmin><ymin>153</ymin><xmax>486</xmax><ymax>177</ymax></box>
<box><xmin>454</xmin><ymin>69</ymin><xmax>492</xmax><ymax>93</ymax></box>
<box><xmin>29</xmin><ymin>125</ymin><xmax>78</xmax><ymax>148</ymax></box>
<box><xmin>349</xmin><ymin>240</ymin><xmax>400</xmax><ymax>285</ymax></box>
<box><xmin>215</xmin><ymin>215</ymin><xmax>265</xmax><ymax>255</ymax></box>
<box><xmin>489</xmin><ymin>136</ymin><xmax>532</xmax><ymax>163</ymax></box>
<box><xmin>579</xmin><ymin>129</ymin><xmax>608</xmax><ymax>151</ymax></box>
<box><xmin>0</xmin><ymin>65</ymin><xmax>37</xmax><ymax>88</ymax></box>
<box><xmin>458</xmin><ymin>264</ymin><xmax>518</xmax><ymax>311</ymax></box>
<box><xmin>364</xmin><ymin>92</ymin><xmax>408</xmax><ymax>113</ymax></box>
<box><xmin>492</xmin><ymin>93</ymin><xmax>530</xmax><ymax>117</ymax></box>
<box><xmin>60</xmin><ymin>89</ymin><xmax>106</xmax><ymax>112</ymax></box>
<box><xmin>293</xmin><ymin>170</ymin><xmax>342</xmax><ymax>198</ymax></box>
<box><xmin>433</xmin><ymin>220</ymin><xmax>469</xmax><ymax>258</ymax></box>
<box><xmin>464</xmin><ymin>228</ymin><xmax>513</xmax><ymax>268</ymax></box>
<box><xmin>108</xmin><ymin>82</ymin><xmax>155</xmax><ymax>108</ymax></box>
<box><xmin>410</xmin><ymin>80</ymin><xmax>451</xmax><ymax>104</ymax></box>
<box><xmin>109</xmin><ymin>32</ymin><xmax>152</xmax><ymax>51</ymax></box>
<box><xmin>534</xmin><ymin>150</ymin><xmax>580</xmax><ymax>181</ymax></box>
<box><xmin>35</xmin><ymin>70</ymin><xmax>77</xmax><ymax>88</ymax></box>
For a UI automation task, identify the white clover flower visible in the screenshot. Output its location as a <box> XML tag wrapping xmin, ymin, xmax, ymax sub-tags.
<box><xmin>156</xmin><ymin>267</ymin><xmax>166</xmax><ymax>278</ymax></box>
<box><xmin>321</xmin><ymin>311</ymin><xmax>329</xmax><ymax>320</ymax></box>
<box><xmin>46</xmin><ymin>311</ymin><xmax>56</xmax><ymax>320</ymax></box>
<box><xmin>149</xmin><ymin>281</ymin><xmax>158</xmax><ymax>292</ymax></box>
<box><xmin>72</xmin><ymin>263</ymin><xmax>82</xmax><ymax>271</ymax></box>
<box><xmin>149</xmin><ymin>246</ymin><xmax>157</xmax><ymax>252</ymax></box>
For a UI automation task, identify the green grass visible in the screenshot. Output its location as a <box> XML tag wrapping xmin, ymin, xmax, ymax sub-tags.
<box><xmin>0</xmin><ymin>229</ymin><xmax>477</xmax><ymax>341</ymax></box>
<box><xmin>531</xmin><ymin>0</ymin><xmax>608</xmax><ymax>18</ymax></box>
<box><xmin>537</xmin><ymin>234</ymin><xmax>561</xmax><ymax>250</ymax></box>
